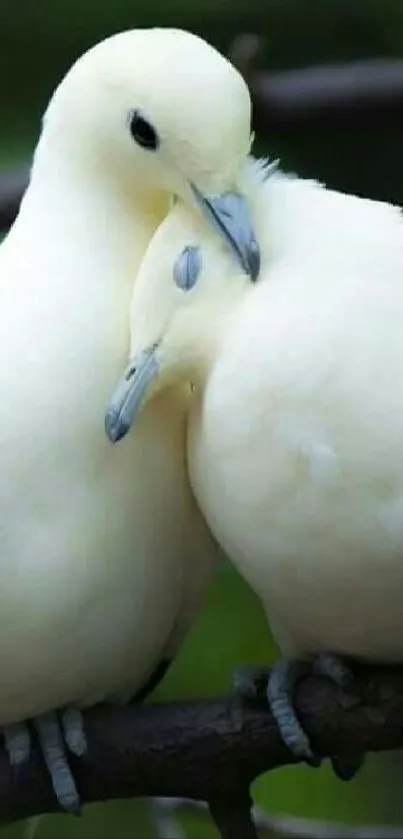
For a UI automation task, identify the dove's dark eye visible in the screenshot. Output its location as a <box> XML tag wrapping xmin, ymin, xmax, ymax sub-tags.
<box><xmin>129</xmin><ymin>111</ymin><xmax>159</xmax><ymax>151</ymax></box>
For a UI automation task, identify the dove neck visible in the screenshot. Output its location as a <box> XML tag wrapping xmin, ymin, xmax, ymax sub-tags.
<box><xmin>11</xmin><ymin>141</ymin><xmax>170</xmax><ymax>298</ymax></box>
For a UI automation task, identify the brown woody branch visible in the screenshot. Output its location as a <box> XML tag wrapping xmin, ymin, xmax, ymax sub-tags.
<box><xmin>0</xmin><ymin>664</ymin><xmax>403</xmax><ymax>829</ymax></box>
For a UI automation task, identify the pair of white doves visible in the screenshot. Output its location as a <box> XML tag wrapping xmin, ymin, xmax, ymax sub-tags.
<box><xmin>2</xmin><ymin>25</ymin><xmax>403</xmax><ymax>813</ymax></box>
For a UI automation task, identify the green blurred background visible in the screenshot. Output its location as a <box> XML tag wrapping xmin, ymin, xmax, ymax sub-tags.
<box><xmin>1</xmin><ymin>1</ymin><xmax>403</xmax><ymax>836</ymax></box>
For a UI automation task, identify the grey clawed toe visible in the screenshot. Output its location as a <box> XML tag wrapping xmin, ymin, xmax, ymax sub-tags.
<box><xmin>233</xmin><ymin>653</ymin><xmax>364</xmax><ymax>781</ymax></box>
<box><xmin>4</xmin><ymin>707</ymin><xmax>87</xmax><ymax>814</ymax></box>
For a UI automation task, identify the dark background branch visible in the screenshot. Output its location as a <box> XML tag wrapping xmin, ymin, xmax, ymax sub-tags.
<box><xmin>252</xmin><ymin>58</ymin><xmax>403</xmax><ymax>130</ymax></box>
<box><xmin>229</xmin><ymin>38</ymin><xmax>403</xmax><ymax>126</ymax></box>
<box><xmin>1</xmin><ymin>664</ymin><xmax>403</xmax><ymax>827</ymax></box>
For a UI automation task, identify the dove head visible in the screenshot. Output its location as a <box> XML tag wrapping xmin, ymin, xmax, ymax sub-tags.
<box><xmin>36</xmin><ymin>29</ymin><xmax>259</xmax><ymax>276</ymax></box>
<box><xmin>105</xmin><ymin>199</ymin><xmax>252</xmax><ymax>443</ymax></box>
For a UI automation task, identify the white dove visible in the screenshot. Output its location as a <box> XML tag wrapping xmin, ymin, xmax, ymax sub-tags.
<box><xmin>108</xmin><ymin>157</ymin><xmax>403</xmax><ymax>781</ymax></box>
<box><xmin>0</xmin><ymin>27</ymin><xmax>259</xmax><ymax>812</ymax></box>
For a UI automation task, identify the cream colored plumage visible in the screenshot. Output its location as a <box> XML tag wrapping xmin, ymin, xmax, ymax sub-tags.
<box><xmin>112</xmin><ymin>158</ymin><xmax>403</xmax><ymax>773</ymax></box>
<box><xmin>0</xmin><ymin>27</ymin><xmax>257</xmax><ymax>810</ymax></box>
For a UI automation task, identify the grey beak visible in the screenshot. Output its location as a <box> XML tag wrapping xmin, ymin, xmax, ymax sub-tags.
<box><xmin>191</xmin><ymin>185</ymin><xmax>261</xmax><ymax>281</ymax></box>
<box><xmin>105</xmin><ymin>345</ymin><xmax>159</xmax><ymax>443</ymax></box>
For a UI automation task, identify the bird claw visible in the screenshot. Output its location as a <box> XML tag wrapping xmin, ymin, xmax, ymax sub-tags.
<box><xmin>4</xmin><ymin>722</ymin><xmax>31</xmax><ymax>774</ymax></box>
<box><xmin>267</xmin><ymin>658</ymin><xmax>322</xmax><ymax>766</ymax></box>
<box><xmin>331</xmin><ymin>753</ymin><xmax>365</xmax><ymax>781</ymax></box>
<box><xmin>232</xmin><ymin>664</ymin><xmax>272</xmax><ymax>702</ymax></box>
<box><xmin>61</xmin><ymin>707</ymin><xmax>87</xmax><ymax>758</ymax></box>
<box><xmin>3</xmin><ymin>707</ymin><xmax>87</xmax><ymax>814</ymax></box>
<box><xmin>233</xmin><ymin>654</ymin><xmax>364</xmax><ymax>780</ymax></box>
<box><xmin>312</xmin><ymin>652</ymin><xmax>356</xmax><ymax>692</ymax></box>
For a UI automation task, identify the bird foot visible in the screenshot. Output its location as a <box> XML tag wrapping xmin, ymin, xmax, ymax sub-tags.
<box><xmin>4</xmin><ymin>707</ymin><xmax>87</xmax><ymax>814</ymax></box>
<box><xmin>233</xmin><ymin>653</ymin><xmax>364</xmax><ymax>781</ymax></box>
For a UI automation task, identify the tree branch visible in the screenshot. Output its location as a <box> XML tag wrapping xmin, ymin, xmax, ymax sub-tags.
<box><xmin>209</xmin><ymin>791</ymin><xmax>259</xmax><ymax>839</ymax></box>
<box><xmin>228</xmin><ymin>37</ymin><xmax>403</xmax><ymax>129</ymax></box>
<box><xmin>253</xmin><ymin>58</ymin><xmax>403</xmax><ymax>128</ymax></box>
<box><xmin>0</xmin><ymin>664</ymin><xmax>402</xmax><ymax>828</ymax></box>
